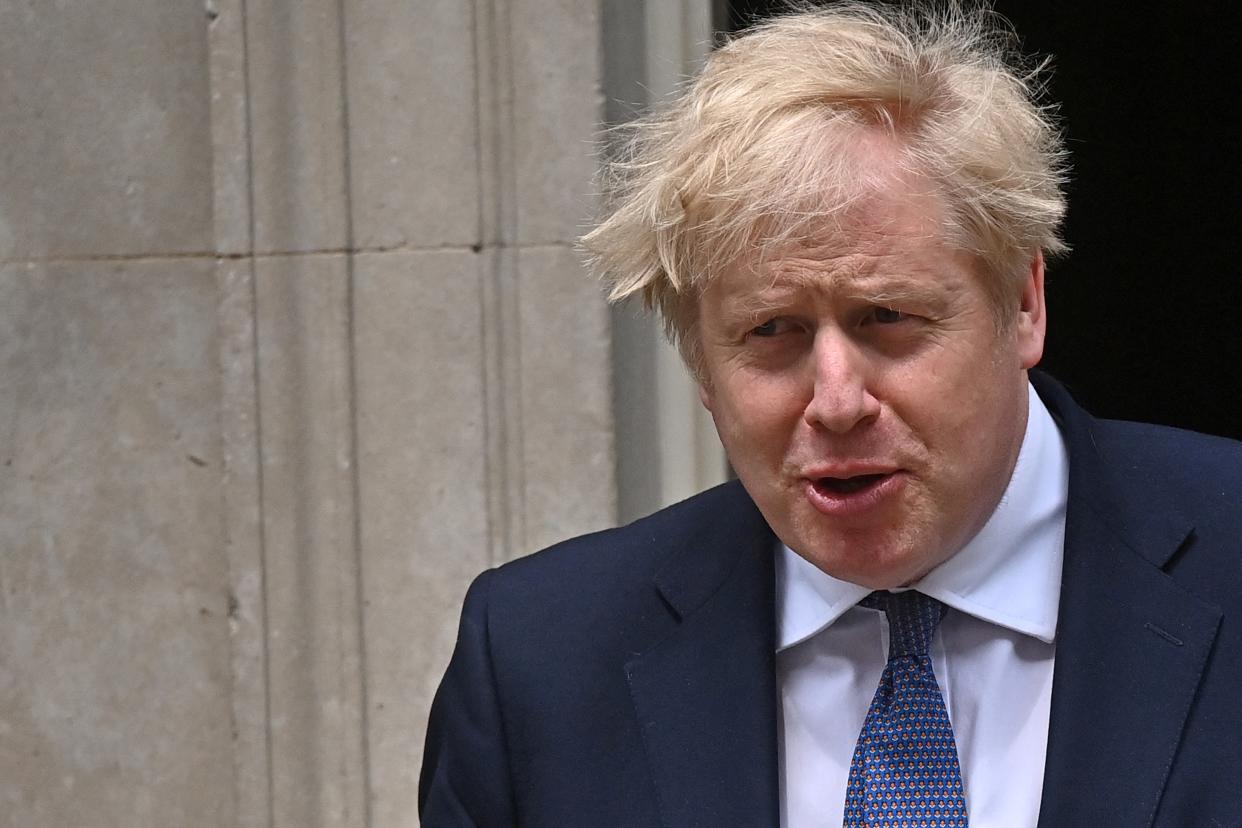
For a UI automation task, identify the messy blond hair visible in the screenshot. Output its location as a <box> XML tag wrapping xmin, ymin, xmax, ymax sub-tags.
<box><xmin>581</xmin><ymin>1</ymin><xmax>1069</xmax><ymax>371</ymax></box>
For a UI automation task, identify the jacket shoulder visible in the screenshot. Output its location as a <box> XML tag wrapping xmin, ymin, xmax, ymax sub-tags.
<box><xmin>1090</xmin><ymin>418</ymin><xmax>1242</xmax><ymax>514</ymax></box>
<box><xmin>465</xmin><ymin>480</ymin><xmax>761</xmax><ymax>656</ymax></box>
<box><xmin>488</xmin><ymin>479</ymin><xmax>756</xmax><ymax>595</ymax></box>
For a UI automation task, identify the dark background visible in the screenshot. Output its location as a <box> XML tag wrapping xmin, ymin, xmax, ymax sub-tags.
<box><xmin>724</xmin><ymin>1</ymin><xmax>1242</xmax><ymax>439</ymax></box>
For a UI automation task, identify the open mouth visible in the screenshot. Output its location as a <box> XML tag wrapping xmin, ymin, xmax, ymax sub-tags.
<box><xmin>814</xmin><ymin>473</ymin><xmax>890</xmax><ymax>495</ymax></box>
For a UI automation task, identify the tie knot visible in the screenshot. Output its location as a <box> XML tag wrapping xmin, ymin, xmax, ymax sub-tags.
<box><xmin>860</xmin><ymin>590</ymin><xmax>946</xmax><ymax>658</ymax></box>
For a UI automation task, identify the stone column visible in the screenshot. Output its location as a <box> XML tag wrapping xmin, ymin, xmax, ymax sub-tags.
<box><xmin>604</xmin><ymin>0</ymin><xmax>729</xmax><ymax>524</ymax></box>
<box><xmin>0</xmin><ymin>0</ymin><xmax>611</xmax><ymax>825</ymax></box>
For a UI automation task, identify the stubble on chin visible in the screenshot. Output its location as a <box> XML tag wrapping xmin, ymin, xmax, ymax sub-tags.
<box><xmin>783</xmin><ymin>477</ymin><xmax>951</xmax><ymax>588</ymax></box>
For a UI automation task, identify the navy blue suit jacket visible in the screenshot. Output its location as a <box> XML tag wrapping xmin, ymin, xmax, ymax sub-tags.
<box><xmin>420</xmin><ymin>375</ymin><xmax>1242</xmax><ymax>826</ymax></box>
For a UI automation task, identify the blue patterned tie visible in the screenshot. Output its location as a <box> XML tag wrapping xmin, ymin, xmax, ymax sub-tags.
<box><xmin>842</xmin><ymin>591</ymin><xmax>969</xmax><ymax>827</ymax></box>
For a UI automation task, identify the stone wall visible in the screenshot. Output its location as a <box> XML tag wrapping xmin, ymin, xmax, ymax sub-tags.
<box><xmin>0</xmin><ymin>1</ymin><xmax>612</xmax><ymax>825</ymax></box>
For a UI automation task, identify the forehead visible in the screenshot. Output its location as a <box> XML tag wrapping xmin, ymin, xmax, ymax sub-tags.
<box><xmin>706</xmin><ymin>182</ymin><xmax>972</xmax><ymax>305</ymax></box>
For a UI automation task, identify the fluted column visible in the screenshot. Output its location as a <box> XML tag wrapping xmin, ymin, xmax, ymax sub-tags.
<box><xmin>0</xmin><ymin>0</ymin><xmax>612</xmax><ymax>825</ymax></box>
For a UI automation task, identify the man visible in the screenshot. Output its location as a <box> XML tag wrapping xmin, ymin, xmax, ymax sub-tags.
<box><xmin>420</xmin><ymin>4</ymin><xmax>1242</xmax><ymax>826</ymax></box>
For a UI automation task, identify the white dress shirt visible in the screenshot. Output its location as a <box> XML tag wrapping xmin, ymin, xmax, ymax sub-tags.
<box><xmin>777</xmin><ymin>382</ymin><xmax>1069</xmax><ymax>828</ymax></box>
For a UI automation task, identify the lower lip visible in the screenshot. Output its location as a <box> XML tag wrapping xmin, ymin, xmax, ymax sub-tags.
<box><xmin>803</xmin><ymin>472</ymin><xmax>906</xmax><ymax>518</ymax></box>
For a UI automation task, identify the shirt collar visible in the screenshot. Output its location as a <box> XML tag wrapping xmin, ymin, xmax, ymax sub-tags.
<box><xmin>777</xmin><ymin>382</ymin><xmax>1068</xmax><ymax>651</ymax></box>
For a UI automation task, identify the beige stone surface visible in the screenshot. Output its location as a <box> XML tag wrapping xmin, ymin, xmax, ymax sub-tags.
<box><xmin>252</xmin><ymin>255</ymin><xmax>367</xmax><ymax>827</ymax></box>
<box><xmin>245</xmin><ymin>3</ymin><xmax>348</xmax><ymax>253</ymax></box>
<box><xmin>0</xmin><ymin>2</ymin><xmax>214</xmax><ymax>258</ymax></box>
<box><xmin>208</xmin><ymin>0</ymin><xmax>254</xmax><ymax>256</ymax></box>
<box><xmin>517</xmin><ymin>245</ymin><xmax>616</xmax><ymax>552</ymax></box>
<box><xmin>510</xmin><ymin>0</ymin><xmax>604</xmax><ymax>244</ymax></box>
<box><xmin>351</xmin><ymin>249</ymin><xmax>491</xmax><ymax>826</ymax></box>
<box><xmin>216</xmin><ymin>260</ymin><xmax>270</xmax><ymax>828</ymax></box>
<box><xmin>0</xmin><ymin>261</ymin><xmax>235</xmax><ymax>826</ymax></box>
<box><xmin>471</xmin><ymin>0</ymin><xmax>517</xmax><ymax>253</ymax></box>
<box><xmin>344</xmin><ymin>0</ymin><xmax>479</xmax><ymax>250</ymax></box>
<box><xmin>475</xmin><ymin>244</ymin><xmax>525</xmax><ymax>560</ymax></box>
<box><xmin>0</xmin><ymin>0</ymin><xmax>615</xmax><ymax>823</ymax></box>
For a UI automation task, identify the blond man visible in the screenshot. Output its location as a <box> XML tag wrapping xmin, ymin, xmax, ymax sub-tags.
<box><xmin>421</xmin><ymin>5</ymin><xmax>1242</xmax><ymax>826</ymax></box>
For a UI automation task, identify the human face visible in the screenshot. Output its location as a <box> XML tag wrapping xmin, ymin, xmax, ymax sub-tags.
<box><xmin>696</xmin><ymin>180</ymin><xmax>1046</xmax><ymax>589</ymax></box>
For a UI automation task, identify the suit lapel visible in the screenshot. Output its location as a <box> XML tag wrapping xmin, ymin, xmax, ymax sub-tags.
<box><xmin>625</xmin><ymin>484</ymin><xmax>780</xmax><ymax>827</ymax></box>
<box><xmin>1033</xmin><ymin>376</ymin><xmax>1222</xmax><ymax>827</ymax></box>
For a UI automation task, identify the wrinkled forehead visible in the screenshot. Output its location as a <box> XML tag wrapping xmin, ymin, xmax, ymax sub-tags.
<box><xmin>707</xmin><ymin>176</ymin><xmax>957</xmax><ymax>298</ymax></box>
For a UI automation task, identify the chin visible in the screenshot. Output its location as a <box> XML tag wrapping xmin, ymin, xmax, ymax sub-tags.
<box><xmin>823</xmin><ymin>558</ymin><xmax>925</xmax><ymax>590</ymax></box>
<box><xmin>845</xmin><ymin>565</ymin><xmax>927</xmax><ymax>591</ymax></box>
<box><xmin>794</xmin><ymin>528</ymin><xmax>944</xmax><ymax>589</ymax></box>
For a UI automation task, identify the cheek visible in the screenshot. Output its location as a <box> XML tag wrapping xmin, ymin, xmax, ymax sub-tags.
<box><xmin>895</xmin><ymin>334</ymin><xmax>1012</xmax><ymax>424</ymax></box>
<box><xmin>712</xmin><ymin>378</ymin><xmax>806</xmax><ymax>454</ymax></box>
<box><xmin>921</xmin><ymin>366</ymin><xmax>1026</xmax><ymax>491</ymax></box>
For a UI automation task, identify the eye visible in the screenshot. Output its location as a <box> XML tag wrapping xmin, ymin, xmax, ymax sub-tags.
<box><xmin>750</xmin><ymin>317</ymin><xmax>797</xmax><ymax>337</ymax></box>
<box><xmin>870</xmin><ymin>306</ymin><xmax>909</xmax><ymax>325</ymax></box>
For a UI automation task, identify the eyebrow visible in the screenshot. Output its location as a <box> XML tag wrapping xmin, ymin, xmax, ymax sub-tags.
<box><xmin>843</xmin><ymin>278</ymin><xmax>954</xmax><ymax>309</ymax></box>
<box><xmin>718</xmin><ymin>272</ymin><xmax>956</xmax><ymax>322</ymax></box>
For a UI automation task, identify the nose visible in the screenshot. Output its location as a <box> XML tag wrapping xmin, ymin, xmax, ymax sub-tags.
<box><xmin>803</xmin><ymin>332</ymin><xmax>881</xmax><ymax>433</ymax></box>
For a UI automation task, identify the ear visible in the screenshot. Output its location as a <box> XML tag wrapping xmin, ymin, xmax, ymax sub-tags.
<box><xmin>1015</xmin><ymin>251</ymin><xmax>1047</xmax><ymax>369</ymax></box>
